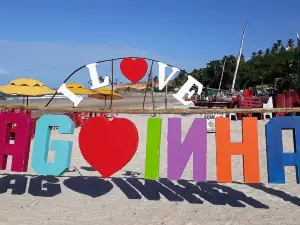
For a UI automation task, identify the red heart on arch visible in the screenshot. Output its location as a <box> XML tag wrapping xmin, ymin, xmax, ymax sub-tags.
<box><xmin>78</xmin><ymin>116</ymin><xmax>139</xmax><ymax>178</ymax></box>
<box><xmin>120</xmin><ymin>58</ymin><xmax>148</xmax><ymax>83</ymax></box>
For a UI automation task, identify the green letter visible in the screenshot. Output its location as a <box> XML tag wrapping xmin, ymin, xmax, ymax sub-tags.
<box><xmin>145</xmin><ymin>118</ymin><xmax>162</xmax><ymax>180</ymax></box>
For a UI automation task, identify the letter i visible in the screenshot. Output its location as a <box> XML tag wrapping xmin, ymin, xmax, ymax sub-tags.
<box><xmin>144</xmin><ymin>117</ymin><xmax>162</xmax><ymax>180</ymax></box>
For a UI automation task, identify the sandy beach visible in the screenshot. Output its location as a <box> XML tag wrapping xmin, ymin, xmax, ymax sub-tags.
<box><xmin>1</xmin><ymin>93</ymin><xmax>180</xmax><ymax>108</ymax></box>
<box><xmin>0</xmin><ymin>94</ymin><xmax>182</xmax><ymax>117</ymax></box>
<box><xmin>0</xmin><ymin>96</ymin><xmax>300</xmax><ymax>225</ymax></box>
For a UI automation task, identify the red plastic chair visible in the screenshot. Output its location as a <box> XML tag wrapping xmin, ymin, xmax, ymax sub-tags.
<box><xmin>77</xmin><ymin>112</ymin><xmax>90</xmax><ymax>126</ymax></box>
<box><xmin>238</xmin><ymin>96</ymin><xmax>262</xmax><ymax>119</ymax></box>
<box><xmin>64</xmin><ymin>112</ymin><xmax>80</xmax><ymax>128</ymax></box>
<box><xmin>31</xmin><ymin>117</ymin><xmax>40</xmax><ymax>139</ymax></box>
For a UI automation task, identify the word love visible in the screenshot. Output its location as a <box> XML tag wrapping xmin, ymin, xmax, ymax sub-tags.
<box><xmin>1</xmin><ymin>113</ymin><xmax>299</xmax><ymax>184</ymax></box>
<box><xmin>56</xmin><ymin>58</ymin><xmax>203</xmax><ymax>107</ymax></box>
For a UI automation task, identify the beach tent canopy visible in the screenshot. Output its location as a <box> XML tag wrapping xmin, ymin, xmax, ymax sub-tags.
<box><xmin>0</xmin><ymin>78</ymin><xmax>55</xmax><ymax>96</ymax></box>
<box><xmin>66</xmin><ymin>83</ymin><xmax>94</xmax><ymax>95</ymax></box>
<box><xmin>88</xmin><ymin>87</ymin><xmax>123</xmax><ymax>105</ymax></box>
<box><xmin>207</xmin><ymin>89</ymin><xmax>218</xmax><ymax>95</ymax></box>
<box><xmin>89</xmin><ymin>87</ymin><xmax>123</xmax><ymax>99</ymax></box>
<box><xmin>88</xmin><ymin>92</ymin><xmax>123</xmax><ymax>100</ymax></box>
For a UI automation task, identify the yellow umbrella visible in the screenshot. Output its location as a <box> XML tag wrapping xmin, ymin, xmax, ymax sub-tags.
<box><xmin>66</xmin><ymin>83</ymin><xmax>95</xmax><ymax>95</ymax></box>
<box><xmin>0</xmin><ymin>78</ymin><xmax>55</xmax><ymax>105</ymax></box>
<box><xmin>88</xmin><ymin>87</ymin><xmax>123</xmax><ymax>106</ymax></box>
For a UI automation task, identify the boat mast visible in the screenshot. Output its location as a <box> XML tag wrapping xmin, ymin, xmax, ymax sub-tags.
<box><xmin>297</xmin><ymin>32</ymin><xmax>300</xmax><ymax>88</ymax></box>
<box><xmin>231</xmin><ymin>22</ymin><xmax>248</xmax><ymax>94</ymax></box>
<box><xmin>218</xmin><ymin>58</ymin><xmax>227</xmax><ymax>91</ymax></box>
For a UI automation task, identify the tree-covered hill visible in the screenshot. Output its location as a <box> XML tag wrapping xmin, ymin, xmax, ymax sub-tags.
<box><xmin>169</xmin><ymin>38</ymin><xmax>300</xmax><ymax>92</ymax></box>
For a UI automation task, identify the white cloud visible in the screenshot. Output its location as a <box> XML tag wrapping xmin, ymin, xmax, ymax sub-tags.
<box><xmin>0</xmin><ymin>40</ymin><xmax>197</xmax><ymax>87</ymax></box>
<box><xmin>0</xmin><ymin>68</ymin><xmax>9</xmax><ymax>74</ymax></box>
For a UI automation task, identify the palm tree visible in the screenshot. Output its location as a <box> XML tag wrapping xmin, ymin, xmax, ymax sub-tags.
<box><xmin>88</xmin><ymin>75</ymin><xmax>105</xmax><ymax>86</ymax></box>
<box><xmin>272</xmin><ymin>43</ymin><xmax>279</xmax><ymax>53</ymax></box>
<box><xmin>279</xmin><ymin>46</ymin><xmax>286</xmax><ymax>52</ymax></box>
<box><xmin>286</xmin><ymin>39</ymin><xmax>295</xmax><ymax>50</ymax></box>
<box><xmin>99</xmin><ymin>76</ymin><xmax>104</xmax><ymax>82</ymax></box>
<box><xmin>277</xmin><ymin>40</ymin><xmax>283</xmax><ymax>49</ymax></box>
<box><xmin>257</xmin><ymin>50</ymin><xmax>263</xmax><ymax>57</ymax></box>
<box><xmin>251</xmin><ymin>52</ymin><xmax>257</xmax><ymax>58</ymax></box>
<box><xmin>265</xmin><ymin>48</ymin><xmax>270</xmax><ymax>55</ymax></box>
<box><xmin>241</xmin><ymin>54</ymin><xmax>245</xmax><ymax>62</ymax></box>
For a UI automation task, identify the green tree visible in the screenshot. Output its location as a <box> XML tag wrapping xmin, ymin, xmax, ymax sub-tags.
<box><xmin>172</xmin><ymin>37</ymin><xmax>300</xmax><ymax>91</ymax></box>
<box><xmin>287</xmin><ymin>39</ymin><xmax>295</xmax><ymax>50</ymax></box>
<box><xmin>272</xmin><ymin>43</ymin><xmax>279</xmax><ymax>53</ymax></box>
<box><xmin>277</xmin><ymin>40</ymin><xmax>283</xmax><ymax>49</ymax></box>
<box><xmin>257</xmin><ymin>50</ymin><xmax>263</xmax><ymax>57</ymax></box>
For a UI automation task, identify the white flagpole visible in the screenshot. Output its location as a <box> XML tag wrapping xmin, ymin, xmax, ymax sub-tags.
<box><xmin>231</xmin><ymin>22</ymin><xmax>248</xmax><ymax>94</ymax></box>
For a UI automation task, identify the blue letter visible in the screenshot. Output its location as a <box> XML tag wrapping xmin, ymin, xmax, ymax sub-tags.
<box><xmin>266</xmin><ymin>116</ymin><xmax>300</xmax><ymax>184</ymax></box>
<box><xmin>31</xmin><ymin>115</ymin><xmax>74</xmax><ymax>176</ymax></box>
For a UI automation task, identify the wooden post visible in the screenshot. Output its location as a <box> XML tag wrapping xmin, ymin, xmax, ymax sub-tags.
<box><xmin>219</xmin><ymin>58</ymin><xmax>227</xmax><ymax>91</ymax></box>
<box><xmin>151</xmin><ymin>72</ymin><xmax>155</xmax><ymax>110</ymax></box>
<box><xmin>143</xmin><ymin>60</ymin><xmax>154</xmax><ymax>110</ymax></box>
<box><xmin>297</xmin><ymin>32</ymin><xmax>300</xmax><ymax>88</ymax></box>
<box><xmin>165</xmin><ymin>85</ymin><xmax>168</xmax><ymax>109</ymax></box>
<box><xmin>0</xmin><ymin>104</ymin><xmax>298</xmax><ymax>114</ymax></box>
<box><xmin>143</xmin><ymin>70</ymin><xmax>151</xmax><ymax>109</ymax></box>
<box><xmin>110</xmin><ymin>60</ymin><xmax>114</xmax><ymax>109</ymax></box>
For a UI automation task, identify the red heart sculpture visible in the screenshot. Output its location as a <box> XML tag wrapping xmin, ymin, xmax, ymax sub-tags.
<box><xmin>78</xmin><ymin>116</ymin><xmax>139</xmax><ymax>178</ymax></box>
<box><xmin>120</xmin><ymin>58</ymin><xmax>148</xmax><ymax>83</ymax></box>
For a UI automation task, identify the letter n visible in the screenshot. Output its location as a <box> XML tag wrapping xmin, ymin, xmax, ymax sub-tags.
<box><xmin>167</xmin><ymin>118</ymin><xmax>207</xmax><ymax>181</ymax></box>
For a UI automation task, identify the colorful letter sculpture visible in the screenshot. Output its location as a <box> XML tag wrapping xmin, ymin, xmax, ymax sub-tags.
<box><xmin>215</xmin><ymin>117</ymin><xmax>260</xmax><ymax>183</ymax></box>
<box><xmin>79</xmin><ymin>116</ymin><xmax>139</xmax><ymax>178</ymax></box>
<box><xmin>266</xmin><ymin>116</ymin><xmax>300</xmax><ymax>184</ymax></box>
<box><xmin>31</xmin><ymin>115</ymin><xmax>74</xmax><ymax>176</ymax></box>
<box><xmin>2</xmin><ymin>109</ymin><xmax>300</xmax><ymax>185</ymax></box>
<box><xmin>167</xmin><ymin>118</ymin><xmax>207</xmax><ymax>181</ymax></box>
<box><xmin>145</xmin><ymin>118</ymin><xmax>162</xmax><ymax>180</ymax></box>
<box><xmin>0</xmin><ymin>112</ymin><xmax>33</xmax><ymax>172</ymax></box>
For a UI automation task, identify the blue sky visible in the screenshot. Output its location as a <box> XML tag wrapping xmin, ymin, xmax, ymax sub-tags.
<box><xmin>0</xmin><ymin>0</ymin><xmax>299</xmax><ymax>88</ymax></box>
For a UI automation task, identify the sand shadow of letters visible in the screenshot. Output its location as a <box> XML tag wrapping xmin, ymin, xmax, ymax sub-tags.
<box><xmin>0</xmin><ymin>175</ymin><xmax>61</xmax><ymax>197</ymax></box>
<box><xmin>1</xmin><ymin>173</ymin><xmax>300</xmax><ymax>209</ymax></box>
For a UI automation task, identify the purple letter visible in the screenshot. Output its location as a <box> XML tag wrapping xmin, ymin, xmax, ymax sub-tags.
<box><xmin>167</xmin><ymin>118</ymin><xmax>207</xmax><ymax>181</ymax></box>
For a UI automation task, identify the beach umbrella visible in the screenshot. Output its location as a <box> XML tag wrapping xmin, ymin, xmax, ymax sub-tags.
<box><xmin>88</xmin><ymin>87</ymin><xmax>123</xmax><ymax>106</ymax></box>
<box><xmin>65</xmin><ymin>83</ymin><xmax>96</xmax><ymax>108</ymax></box>
<box><xmin>0</xmin><ymin>78</ymin><xmax>55</xmax><ymax>106</ymax></box>
<box><xmin>66</xmin><ymin>83</ymin><xmax>95</xmax><ymax>95</ymax></box>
